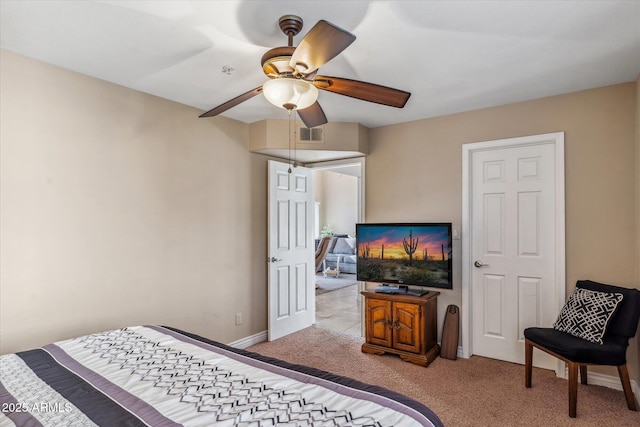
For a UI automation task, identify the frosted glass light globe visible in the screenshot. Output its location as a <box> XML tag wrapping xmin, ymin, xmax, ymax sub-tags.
<box><xmin>263</xmin><ymin>78</ymin><xmax>318</xmax><ymax>110</ymax></box>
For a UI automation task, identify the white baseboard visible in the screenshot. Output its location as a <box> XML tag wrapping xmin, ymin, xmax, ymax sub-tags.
<box><xmin>228</xmin><ymin>330</ymin><xmax>268</xmax><ymax>349</ymax></box>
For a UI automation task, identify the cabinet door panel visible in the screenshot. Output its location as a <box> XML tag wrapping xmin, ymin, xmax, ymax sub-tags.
<box><xmin>393</xmin><ymin>302</ymin><xmax>422</xmax><ymax>353</ymax></box>
<box><xmin>367</xmin><ymin>299</ymin><xmax>392</xmax><ymax>347</ymax></box>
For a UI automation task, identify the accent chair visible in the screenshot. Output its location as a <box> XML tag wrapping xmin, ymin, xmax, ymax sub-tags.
<box><xmin>524</xmin><ymin>280</ymin><xmax>640</xmax><ymax>418</ymax></box>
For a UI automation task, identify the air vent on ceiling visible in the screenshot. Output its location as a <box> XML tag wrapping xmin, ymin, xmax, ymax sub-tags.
<box><xmin>298</xmin><ymin>127</ymin><xmax>324</xmax><ymax>143</ymax></box>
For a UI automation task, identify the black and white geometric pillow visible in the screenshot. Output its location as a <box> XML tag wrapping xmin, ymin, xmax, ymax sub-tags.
<box><xmin>553</xmin><ymin>287</ymin><xmax>623</xmax><ymax>344</ymax></box>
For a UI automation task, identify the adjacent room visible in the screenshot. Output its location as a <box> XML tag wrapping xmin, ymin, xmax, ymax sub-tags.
<box><xmin>313</xmin><ymin>165</ymin><xmax>362</xmax><ymax>336</ymax></box>
<box><xmin>1</xmin><ymin>1</ymin><xmax>639</xmax><ymax>425</ymax></box>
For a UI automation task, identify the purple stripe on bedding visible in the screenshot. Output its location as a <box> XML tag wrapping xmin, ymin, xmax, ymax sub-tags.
<box><xmin>0</xmin><ymin>381</ymin><xmax>44</xmax><ymax>427</ymax></box>
<box><xmin>43</xmin><ymin>344</ymin><xmax>181</xmax><ymax>427</ymax></box>
<box><xmin>154</xmin><ymin>325</ymin><xmax>444</xmax><ymax>427</ymax></box>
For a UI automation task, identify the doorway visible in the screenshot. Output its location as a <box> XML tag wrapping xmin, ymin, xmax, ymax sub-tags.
<box><xmin>461</xmin><ymin>132</ymin><xmax>565</xmax><ymax>374</ymax></box>
<box><xmin>309</xmin><ymin>158</ymin><xmax>365</xmax><ymax>336</ymax></box>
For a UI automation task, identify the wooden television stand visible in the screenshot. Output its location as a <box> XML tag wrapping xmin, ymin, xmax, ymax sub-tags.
<box><xmin>361</xmin><ymin>290</ymin><xmax>440</xmax><ymax>367</ymax></box>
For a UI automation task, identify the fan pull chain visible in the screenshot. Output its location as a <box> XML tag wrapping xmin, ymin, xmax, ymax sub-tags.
<box><xmin>293</xmin><ymin>110</ymin><xmax>298</xmax><ymax>167</ymax></box>
<box><xmin>287</xmin><ymin>108</ymin><xmax>293</xmax><ymax>173</ymax></box>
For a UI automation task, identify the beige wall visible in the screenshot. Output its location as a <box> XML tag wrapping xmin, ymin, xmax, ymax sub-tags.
<box><xmin>368</xmin><ymin>82</ymin><xmax>639</xmax><ymax>381</ymax></box>
<box><xmin>314</xmin><ymin>170</ymin><xmax>358</xmax><ymax>236</ymax></box>
<box><xmin>0</xmin><ymin>51</ymin><xmax>268</xmax><ymax>354</ymax></box>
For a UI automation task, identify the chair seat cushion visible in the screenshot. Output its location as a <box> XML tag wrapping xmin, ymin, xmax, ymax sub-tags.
<box><xmin>524</xmin><ymin>327</ymin><xmax>628</xmax><ymax>365</ymax></box>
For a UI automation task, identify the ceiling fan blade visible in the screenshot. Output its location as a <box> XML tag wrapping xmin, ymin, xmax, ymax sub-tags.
<box><xmin>313</xmin><ymin>76</ymin><xmax>411</xmax><ymax>108</ymax></box>
<box><xmin>297</xmin><ymin>102</ymin><xmax>328</xmax><ymax>128</ymax></box>
<box><xmin>289</xmin><ymin>20</ymin><xmax>356</xmax><ymax>75</ymax></box>
<box><xmin>199</xmin><ymin>86</ymin><xmax>263</xmax><ymax>118</ymax></box>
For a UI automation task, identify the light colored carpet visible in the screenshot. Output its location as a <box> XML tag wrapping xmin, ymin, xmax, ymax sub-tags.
<box><xmin>315</xmin><ymin>273</ymin><xmax>357</xmax><ymax>295</ymax></box>
<box><xmin>247</xmin><ymin>326</ymin><xmax>640</xmax><ymax>426</ymax></box>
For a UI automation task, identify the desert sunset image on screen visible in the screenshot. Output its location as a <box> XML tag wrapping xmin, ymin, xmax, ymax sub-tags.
<box><xmin>356</xmin><ymin>223</ymin><xmax>452</xmax><ymax>288</ymax></box>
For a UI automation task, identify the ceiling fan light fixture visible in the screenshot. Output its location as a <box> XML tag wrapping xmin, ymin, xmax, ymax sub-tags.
<box><xmin>263</xmin><ymin>78</ymin><xmax>318</xmax><ymax>111</ymax></box>
<box><xmin>199</xmin><ymin>15</ymin><xmax>409</xmax><ymax>126</ymax></box>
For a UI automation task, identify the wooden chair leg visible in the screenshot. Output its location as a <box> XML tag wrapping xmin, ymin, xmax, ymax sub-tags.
<box><xmin>579</xmin><ymin>364</ymin><xmax>588</xmax><ymax>385</ymax></box>
<box><xmin>568</xmin><ymin>361</ymin><xmax>578</xmax><ymax>418</ymax></box>
<box><xmin>525</xmin><ymin>339</ymin><xmax>533</xmax><ymax>388</ymax></box>
<box><xmin>617</xmin><ymin>364</ymin><xmax>638</xmax><ymax>411</ymax></box>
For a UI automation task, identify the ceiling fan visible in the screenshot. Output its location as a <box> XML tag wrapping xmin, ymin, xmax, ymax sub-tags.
<box><xmin>199</xmin><ymin>15</ymin><xmax>411</xmax><ymax>128</ymax></box>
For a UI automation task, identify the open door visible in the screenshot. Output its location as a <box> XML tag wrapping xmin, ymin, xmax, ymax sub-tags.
<box><xmin>267</xmin><ymin>160</ymin><xmax>315</xmax><ymax>340</ymax></box>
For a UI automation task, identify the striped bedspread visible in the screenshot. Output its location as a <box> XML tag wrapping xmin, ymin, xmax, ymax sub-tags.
<box><xmin>1</xmin><ymin>325</ymin><xmax>443</xmax><ymax>426</ymax></box>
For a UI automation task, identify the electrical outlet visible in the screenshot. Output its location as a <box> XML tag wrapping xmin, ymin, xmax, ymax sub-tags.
<box><xmin>235</xmin><ymin>313</ymin><xmax>242</xmax><ymax>325</ymax></box>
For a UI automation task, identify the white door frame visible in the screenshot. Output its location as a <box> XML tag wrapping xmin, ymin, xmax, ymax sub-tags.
<box><xmin>461</xmin><ymin>132</ymin><xmax>566</xmax><ymax>376</ymax></box>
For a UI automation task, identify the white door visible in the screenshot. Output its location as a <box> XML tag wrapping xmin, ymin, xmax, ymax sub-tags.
<box><xmin>464</xmin><ymin>133</ymin><xmax>565</xmax><ymax>370</ymax></box>
<box><xmin>268</xmin><ymin>160</ymin><xmax>315</xmax><ymax>341</ymax></box>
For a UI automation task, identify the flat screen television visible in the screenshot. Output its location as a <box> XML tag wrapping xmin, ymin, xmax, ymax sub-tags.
<box><xmin>356</xmin><ymin>223</ymin><xmax>452</xmax><ymax>291</ymax></box>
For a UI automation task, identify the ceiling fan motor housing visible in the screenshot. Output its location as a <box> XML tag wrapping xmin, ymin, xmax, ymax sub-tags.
<box><xmin>261</xmin><ymin>15</ymin><xmax>305</xmax><ymax>77</ymax></box>
<box><xmin>261</xmin><ymin>46</ymin><xmax>296</xmax><ymax>77</ymax></box>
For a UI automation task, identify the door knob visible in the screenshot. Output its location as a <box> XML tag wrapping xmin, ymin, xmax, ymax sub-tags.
<box><xmin>474</xmin><ymin>260</ymin><xmax>488</xmax><ymax>268</ymax></box>
<box><xmin>267</xmin><ymin>257</ymin><xmax>282</xmax><ymax>263</ymax></box>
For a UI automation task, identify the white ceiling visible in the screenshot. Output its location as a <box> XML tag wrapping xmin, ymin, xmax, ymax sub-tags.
<box><xmin>1</xmin><ymin>1</ymin><xmax>639</xmax><ymax>129</ymax></box>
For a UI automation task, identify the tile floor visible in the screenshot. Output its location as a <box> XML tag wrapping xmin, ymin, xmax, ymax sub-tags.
<box><xmin>315</xmin><ymin>279</ymin><xmax>363</xmax><ymax>336</ymax></box>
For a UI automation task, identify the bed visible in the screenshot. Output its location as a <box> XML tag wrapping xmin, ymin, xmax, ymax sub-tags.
<box><xmin>1</xmin><ymin>325</ymin><xmax>443</xmax><ymax>426</ymax></box>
